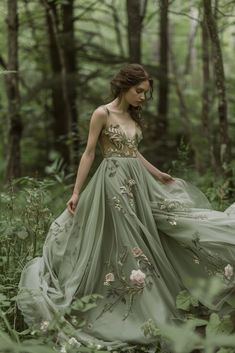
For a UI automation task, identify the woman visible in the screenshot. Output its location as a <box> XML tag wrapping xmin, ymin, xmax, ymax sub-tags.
<box><xmin>17</xmin><ymin>63</ymin><xmax>235</xmax><ymax>350</ymax></box>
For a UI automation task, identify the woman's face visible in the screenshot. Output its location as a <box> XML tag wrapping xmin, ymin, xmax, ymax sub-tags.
<box><xmin>123</xmin><ymin>80</ymin><xmax>150</xmax><ymax>107</ymax></box>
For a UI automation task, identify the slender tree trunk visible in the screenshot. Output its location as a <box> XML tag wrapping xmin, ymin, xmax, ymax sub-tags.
<box><xmin>170</xmin><ymin>47</ymin><xmax>191</xmax><ymax>139</ymax></box>
<box><xmin>5</xmin><ymin>0</ymin><xmax>22</xmax><ymax>180</ymax></box>
<box><xmin>157</xmin><ymin>0</ymin><xmax>169</xmax><ymax>136</ymax></box>
<box><xmin>62</xmin><ymin>0</ymin><xmax>80</xmax><ymax>166</ymax></box>
<box><xmin>126</xmin><ymin>0</ymin><xmax>147</xmax><ymax>63</ymax></box>
<box><xmin>201</xmin><ymin>13</ymin><xmax>217</xmax><ymax>171</ymax></box>
<box><xmin>184</xmin><ymin>3</ymin><xmax>199</xmax><ymax>76</ymax></box>
<box><xmin>201</xmin><ymin>16</ymin><xmax>210</xmax><ymax>138</ymax></box>
<box><xmin>203</xmin><ymin>0</ymin><xmax>231</xmax><ymax>173</ymax></box>
<box><xmin>45</xmin><ymin>0</ymin><xmax>70</xmax><ymax>166</ymax></box>
<box><xmin>110</xmin><ymin>0</ymin><xmax>125</xmax><ymax>57</ymax></box>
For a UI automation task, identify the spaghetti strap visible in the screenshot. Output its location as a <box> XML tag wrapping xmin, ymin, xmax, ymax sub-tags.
<box><xmin>101</xmin><ymin>105</ymin><xmax>110</xmax><ymax>115</ymax></box>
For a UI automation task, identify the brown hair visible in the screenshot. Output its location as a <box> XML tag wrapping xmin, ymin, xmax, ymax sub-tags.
<box><xmin>109</xmin><ymin>63</ymin><xmax>153</xmax><ymax>129</ymax></box>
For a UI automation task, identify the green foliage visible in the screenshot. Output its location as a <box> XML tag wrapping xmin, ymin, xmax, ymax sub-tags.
<box><xmin>171</xmin><ymin>138</ymin><xmax>192</xmax><ymax>180</ymax></box>
<box><xmin>0</xmin><ymin>294</ymin><xmax>106</xmax><ymax>353</ymax></box>
<box><xmin>0</xmin><ymin>173</ymin><xmax>71</xmax><ymax>333</ymax></box>
<box><xmin>142</xmin><ymin>276</ymin><xmax>235</xmax><ymax>353</ymax></box>
<box><xmin>175</xmin><ymin>289</ymin><xmax>199</xmax><ymax>311</ymax></box>
<box><xmin>171</xmin><ymin>139</ymin><xmax>235</xmax><ymax>210</ymax></box>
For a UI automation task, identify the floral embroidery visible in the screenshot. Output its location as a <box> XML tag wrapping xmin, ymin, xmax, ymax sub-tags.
<box><xmin>96</xmin><ymin>246</ymin><xmax>154</xmax><ymax>321</ymax></box>
<box><xmin>104</xmin><ymin>273</ymin><xmax>115</xmax><ymax>285</ymax></box>
<box><xmin>50</xmin><ymin>220</ymin><xmax>73</xmax><ymax>244</ymax></box>
<box><xmin>130</xmin><ymin>269</ymin><xmax>146</xmax><ymax>286</ymax></box>
<box><xmin>103</xmin><ymin>147</ymin><xmax>138</xmax><ymax>158</ymax></box>
<box><xmin>109</xmin><ymin>196</ymin><xmax>127</xmax><ymax>214</ymax></box>
<box><xmin>132</xmin><ymin>247</ymin><xmax>143</xmax><ymax>257</ymax></box>
<box><xmin>103</xmin><ymin>124</ymin><xmax>125</xmax><ymax>149</ymax></box>
<box><xmin>193</xmin><ymin>255</ymin><xmax>200</xmax><ymax>264</ymax></box>
<box><xmin>108</xmin><ymin>178</ymin><xmax>137</xmax><ymax>214</ymax></box>
<box><xmin>224</xmin><ymin>264</ymin><xmax>233</xmax><ymax>280</ymax></box>
<box><xmin>157</xmin><ymin>198</ymin><xmax>209</xmax><ymax>226</ymax></box>
<box><xmin>158</xmin><ymin>199</ymin><xmax>188</xmax><ymax>212</ymax></box>
<box><xmin>120</xmin><ymin>178</ymin><xmax>137</xmax><ymax>209</ymax></box>
<box><xmin>158</xmin><ymin>199</ymin><xmax>188</xmax><ymax>226</ymax></box>
<box><xmin>168</xmin><ymin>218</ymin><xmax>177</xmax><ymax>226</ymax></box>
<box><xmin>100</xmin><ymin>124</ymin><xmax>142</xmax><ymax>158</ymax></box>
<box><xmin>182</xmin><ymin>231</ymin><xmax>234</xmax><ymax>284</ymax></box>
<box><xmin>106</xmin><ymin>159</ymin><xmax>119</xmax><ymax>177</ymax></box>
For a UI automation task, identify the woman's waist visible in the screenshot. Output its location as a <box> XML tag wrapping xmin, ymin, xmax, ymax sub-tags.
<box><xmin>103</xmin><ymin>152</ymin><xmax>138</xmax><ymax>158</ymax></box>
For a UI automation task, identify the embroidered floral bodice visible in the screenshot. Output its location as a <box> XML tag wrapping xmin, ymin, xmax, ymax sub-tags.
<box><xmin>98</xmin><ymin>106</ymin><xmax>143</xmax><ymax>158</ymax></box>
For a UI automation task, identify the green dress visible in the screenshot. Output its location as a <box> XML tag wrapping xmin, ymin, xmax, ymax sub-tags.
<box><xmin>17</xmin><ymin>106</ymin><xmax>235</xmax><ymax>350</ymax></box>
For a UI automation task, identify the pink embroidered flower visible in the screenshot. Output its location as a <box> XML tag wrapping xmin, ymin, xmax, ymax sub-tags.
<box><xmin>105</xmin><ymin>273</ymin><xmax>115</xmax><ymax>282</ymax></box>
<box><xmin>224</xmin><ymin>264</ymin><xmax>233</xmax><ymax>280</ymax></box>
<box><xmin>132</xmin><ymin>247</ymin><xmax>143</xmax><ymax>257</ymax></box>
<box><xmin>130</xmin><ymin>269</ymin><xmax>146</xmax><ymax>286</ymax></box>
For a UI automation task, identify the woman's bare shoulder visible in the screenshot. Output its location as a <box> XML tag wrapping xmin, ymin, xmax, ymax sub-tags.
<box><xmin>93</xmin><ymin>105</ymin><xmax>109</xmax><ymax>115</ymax></box>
<box><xmin>89</xmin><ymin>105</ymin><xmax>109</xmax><ymax>129</ymax></box>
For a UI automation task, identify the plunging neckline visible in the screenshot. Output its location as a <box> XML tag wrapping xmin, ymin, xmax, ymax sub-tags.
<box><xmin>102</xmin><ymin>105</ymin><xmax>140</xmax><ymax>141</ymax></box>
<box><xmin>102</xmin><ymin>122</ymin><xmax>141</xmax><ymax>142</ymax></box>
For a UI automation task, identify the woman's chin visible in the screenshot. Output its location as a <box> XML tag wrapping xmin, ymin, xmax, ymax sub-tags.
<box><xmin>131</xmin><ymin>103</ymin><xmax>142</xmax><ymax>108</ymax></box>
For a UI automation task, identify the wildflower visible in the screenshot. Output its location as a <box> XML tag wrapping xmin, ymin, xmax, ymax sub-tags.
<box><xmin>68</xmin><ymin>337</ymin><xmax>81</xmax><ymax>347</ymax></box>
<box><xmin>40</xmin><ymin>320</ymin><xmax>49</xmax><ymax>332</ymax></box>
<box><xmin>60</xmin><ymin>344</ymin><xmax>67</xmax><ymax>353</ymax></box>
<box><xmin>71</xmin><ymin>317</ymin><xmax>78</xmax><ymax>326</ymax></box>
<box><xmin>96</xmin><ymin>344</ymin><xmax>103</xmax><ymax>350</ymax></box>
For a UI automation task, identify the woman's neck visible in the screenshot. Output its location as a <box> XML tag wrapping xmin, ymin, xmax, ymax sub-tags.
<box><xmin>109</xmin><ymin>98</ymin><xmax>129</xmax><ymax>113</ymax></box>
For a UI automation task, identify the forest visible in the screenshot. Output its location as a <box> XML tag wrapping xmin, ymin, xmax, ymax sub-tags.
<box><xmin>1</xmin><ymin>0</ymin><xmax>235</xmax><ymax>352</ymax></box>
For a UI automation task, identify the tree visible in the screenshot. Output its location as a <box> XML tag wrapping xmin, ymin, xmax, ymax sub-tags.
<box><xmin>203</xmin><ymin>0</ymin><xmax>231</xmax><ymax>173</ymax></box>
<box><xmin>5</xmin><ymin>0</ymin><xmax>22</xmax><ymax>180</ymax></box>
<box><xmin>126</xmin><ymin>0</ymin><xmax>147</xmax><ymax>63</ymax></box>
<box><xmin>157</xmin><ymin>0</ymin><xmax>169</xmax><ymax>137</ymax></box>
<box><xmin>201</xmin><ymin>11</ymin><xmax>216</xmax><ymax>171</ymax></box>
<box><xmin>62</xmin><ymin>0</ymin><xmax>80</xmax><ymax>166</ymax></box>
<box><xmin>45</xmin><ymin>0</ymin><xmax>71</xmax><ymax>166</ymax></box>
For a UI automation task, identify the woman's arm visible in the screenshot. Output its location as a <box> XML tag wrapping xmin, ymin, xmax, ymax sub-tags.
<box><xmin>67</xmin><ymin>107</ymin><xmax>107</xmax><ymax>214</ymax></box>
<box><xmin>136</xmin><ymin>150</ymin><xmax>175</xmax><ymax>184</ymax></box>
<box><xmin>73</xmin><ymin>107</ymin><xmax>107</xmax><ymax>194</ymax></box>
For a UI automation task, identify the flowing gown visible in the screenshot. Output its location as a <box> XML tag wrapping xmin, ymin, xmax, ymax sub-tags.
<box><xmin>17</xmin><ymin>106</ymin><xmax>235</xmax><ymax>350</ymax></box>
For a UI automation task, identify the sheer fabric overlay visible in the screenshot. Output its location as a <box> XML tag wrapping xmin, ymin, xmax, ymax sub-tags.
<box><xmin>17</xmin><ymin>106</ymin><xmax>235</xmax><ymax>350</ymax></box>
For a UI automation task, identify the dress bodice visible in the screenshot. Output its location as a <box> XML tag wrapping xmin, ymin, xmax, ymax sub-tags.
<box><xmin>98</xmin><ymin>106</ymin><xmax>143</xmax><ymax>158</ymax></box>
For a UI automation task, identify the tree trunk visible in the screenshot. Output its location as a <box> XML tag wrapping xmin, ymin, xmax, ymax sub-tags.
<box><xmin>184</xmin><ymin>3</ymin><xmax>199</xmax><ymax>76</ymax></box>
<box><xmin>170</xmin><ymin>46</ymin><xmax>192</xmax><ymax>139</ymax></box>
<box><xmin>110</xmin><ymin>0</ymin><xmax>125</xmax><ymax>57</ymax></box>
<box><xmin>5</xmin><ymin>0</ymin><xmax>22</xmax><ymax>180</ymax></box>
<box><xmin>62</xmin><ymin>0</ymin><xmax>80</xmax><ymax>166</ymax></box>
<box><xmin>45</xmin><ymin>0</ymin><xmax>70</xmax><ymax>166</ymax></box>
<box><xmin>201</xmin><ymin>13</ymin><xmax>217</xmax><ymax>171</ymax></box>
<box><xmin>157</xmin><ymin>0</ymin><xmax>169</xmax><ymax>136</ymax></box>
<box><xmin>203</xmin><ymin>0</ymin><xmax>230</xmax><ymax>173</ymax></box>
<box><xmin>126</xmin><ymin>0</ymin><xmax>147</xmax><ymax>63</ymax></box>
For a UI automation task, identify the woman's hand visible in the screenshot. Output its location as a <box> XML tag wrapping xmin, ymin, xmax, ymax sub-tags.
<box><xmin>66</xmin><ymin>193</ymin><xmax>79</xmax><ymax>215</ymax></box>
<box><xmin>155</xmin><ymin>172</ymin><xmax>175</xmax><ymax>184</ymax></box>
